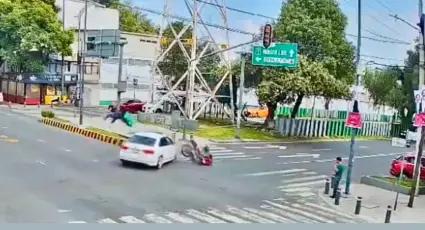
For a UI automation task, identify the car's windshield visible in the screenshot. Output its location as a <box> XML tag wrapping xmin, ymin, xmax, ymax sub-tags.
<box><xmin>128</xmin><ymin>135</ymin><xmax>156</xmax><ymax>146</ymax></box>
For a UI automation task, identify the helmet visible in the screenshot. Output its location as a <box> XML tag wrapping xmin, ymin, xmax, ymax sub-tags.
<box><xmin>203</xmin><ymin>145</ymin><xmax>209</xmax><ymax>152</ymax></box>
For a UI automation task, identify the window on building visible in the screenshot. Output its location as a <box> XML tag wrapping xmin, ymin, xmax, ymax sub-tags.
<box><xmin>87</xmin><ymin>37</ymin><xmax>96</xmax><ymax>50</ymax></box>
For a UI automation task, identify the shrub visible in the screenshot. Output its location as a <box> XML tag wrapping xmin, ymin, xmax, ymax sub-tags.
<box><xmin>41</xmin><ymin>110</ymin><xmax>55</xmax><ymax>118</ymax></box>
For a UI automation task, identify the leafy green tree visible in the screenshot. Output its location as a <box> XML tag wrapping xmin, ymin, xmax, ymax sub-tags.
<box><xmin>265</xmin><ymin>0</ymin><xmax>356</xmax><ymax>119</ymax></box>
<box><xmin>109</xmin><ymin>1</ymin><xmax>156</xmax><ymax>34</ymax></box>
<box><xmin>258</xmin><ymin>55</ymin><xmax>350</xmax><ymax>120</ymax></box>
<box><xmin>97</xmin><ymin>0</ymin><xmax>119</xmax><ymax>7</ymax></box>
<box><xmin>0</xmin><ymin>0</ymin><xmax>74</xmax><ymax>72</ymax></box>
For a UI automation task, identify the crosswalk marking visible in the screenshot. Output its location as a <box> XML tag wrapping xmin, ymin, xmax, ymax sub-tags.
<box><xmin>68</xmin><ymin>221</ymin><xmax>87</xmax><ymax>223</ymax></box>
<box><xmin>67</xmin><ymin>199</ymin><xmax>367</xmax><ymax>224</ymax></box>
<box><xmin>144</xmin><ymin>214</ymin><xmax>173</xmax><ymax>223</ymax></box>
<box><xmin>278</xmin><ymin>180</ymin><xmax>324</xmax><ymax>189</ymax></box>
<box><xmin>281</xmin><ymin>175</ymin><xmax>327</xmax><ymax>184</ymax></box>
<box><xmin>210</xmin><ymin>147</ymin><xmax>227</xmax><ymax>150</ymax></box>
<box><xmin>233</xmin><ymin>157</ymin><xmax>262</xmax><ymax>161</ymax></box>
<box><xmin>206</xmin><ymin>208</ymin><xmax>251</xmax><ymax>223</ymax></box>
<box><xmin>119</xmin><ymin>216</ymin><xmax>145</xmax><ymax>223</ymax></box>
<box><xmin>242</xmin><ymin>169</ymin><xmax>307</xmax><ymax>177</ymax></box>
<box><xmin>97</xmin><ymin>218</ymin><xmax>118</xmax><ymax>223</ymax></box>
<box><xmin>214</xmin><ymin>155</ymin><xmax>254</xmax><ymax>159</ymax></box>
<box><xmin>263</xmin><ymin>200</ymin><xmax>335</xmax><ymax>223</ymax></box>
<box><xmin>213</xmin><ymin>152</ymin><xmax>245</xmax><ymax>156</ymax></box>
<box><xmin>260</xmin><ymin>204</ymin><xmax>317</xmax><ymax>223</ymax></box>
<box><xmin>243</xmin><ymin>207</ymin><xmax>295</xmax><ymax>223</ymax></box>
<box><xmin>164</xmin><ymin>212</ymin><xmax>198</xmax><ymax>223</ymax></box>
<box><xmin>226</xmin><ymin>206</ymin><xmax>275</xmax><ymax>223</ymax></box>
<box><xmin>210</xmin><ymin>149</ymin><xmax>234</xmax><ymax>153</ymax></box>
<box><xmin>280</xmin><ymin>187</ymin><xmax>312</xmax><ymax>192</ymax></box>
<box><xmin>186</xmin><ymin>209</ymin><xmax>227</xmax><ymax>223</ymax></box>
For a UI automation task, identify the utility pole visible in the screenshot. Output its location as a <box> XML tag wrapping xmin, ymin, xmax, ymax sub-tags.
<box><xmin>79</xmin><ymin>0</ymin><xmax>88</xmax><ymax>125</ymax></box>
<box><xmin>61</xmin><ymin>0</ymin><xmax>66</xmax><ymax>104</ymax></box>
<box><xmin>408</xmin><ymin>0</ymin><xmax>425</xmax><ymax>208</ymax></box>
<box><xmin>235</xmin><ymin>53</ymin><xmax>246</xmax><ymax>139</ymax></box>
<box><xmin>116</xmin><ymin>43</ymin><xmax>125</xmax><ymax>108</ymax></box>
<box><xmin>188</xmin><ymin>0</ymin><xmax>197</xmax><ymax>119</ymax></box>
<box><xmin>344</xmin><ymin>0</ymin><xmax>361</xmax><ymax>195</ymax></box>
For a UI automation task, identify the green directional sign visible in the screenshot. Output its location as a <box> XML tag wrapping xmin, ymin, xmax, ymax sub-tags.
<box><xmin>252</xmin><ymin>43</ymin><xmax>298</xmax><ymax>68</ymax></box>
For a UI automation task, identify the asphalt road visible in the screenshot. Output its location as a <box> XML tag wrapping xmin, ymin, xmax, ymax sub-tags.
<box><xmin>0</xmin><ymin>107</ymin><xmax>380</xmax><ymax>223</ymax></box>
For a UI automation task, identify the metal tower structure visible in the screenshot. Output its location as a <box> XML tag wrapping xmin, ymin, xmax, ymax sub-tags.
<box><xmin>147</xmin><ymin>0</ymin><xmax>239</xmax><ymax>121</ymax></box>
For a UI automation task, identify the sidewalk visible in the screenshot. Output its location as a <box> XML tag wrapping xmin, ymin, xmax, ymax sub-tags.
<box><xmin>318</xmin><ymin>183</ymin><xmax>425</xmax><ymax>223</ymax></box>
<box><xmin>9</xmin><ymin>106</ymin><xmax>211</xmax><ymax>146</ymax></box>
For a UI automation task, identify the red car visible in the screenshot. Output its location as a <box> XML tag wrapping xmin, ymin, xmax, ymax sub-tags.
<box><xmin>119</xmin><ymin>98</ymin><xmax>145</xmax><ymax>114</ymax></box>
<box><xmin>390</xmin><ymin>154</ymin><xmax>425</xmax><ymax>180</ymax></box>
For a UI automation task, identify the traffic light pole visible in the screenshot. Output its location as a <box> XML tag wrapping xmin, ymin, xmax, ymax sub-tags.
<box><xmin>235</xmin><ymin>53</ymin><xmax>246</xmax><ymax>139</ymax></box>
<box><xmin>79</xmin><ymin>0</ymin><xmax>88</xmax><ymax>126</ymax></box>
<box><xmin>344</xmin><ymin>0</ymin><xmax>361</xmax><ymax>195</ymax></box>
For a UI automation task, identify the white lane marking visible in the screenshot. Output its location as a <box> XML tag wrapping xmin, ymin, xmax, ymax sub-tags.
<box><xmin>68</xmin><ymin>221</ymin><xmax>87</xmax><ymax>223</ymax></box>
<box><xmin>278</xmin><ymin>180</ymin><xmax>324</xmax><ymax>189</ymax></box>
<box><xmin>263</xmin><ymin>200</ymin><xmax>335</xmax><ymax>223</ymax></box>
<box><xmin>92</xmin><ymin>159</ymin><xmax>99</xmax><ymax>162</ymax></box>
<box><xmin>279</xmin><ymin>146</ymin><xmax>287</xmax><ymax>150</ymax></box>
<box><xmin>97</xmin><ymin>218</ymin><xmax>118</xmax><ymax>223</ymax></box>
<box><xmin>214</xmin><ymin>155</ymin><xmax>252</xmax><ymax>159</ymax></box>
<box><xmin>233</xmin><ymin>157</ymin><xmax>262</xmax><ymax>161</ymax></box>
<box><xmin>210</xmin><ymin>147</ymin><xmax>227</xmax><ymax>150</ymax></box>
<box><xmin>304</xmin><ymin>202</ymin><xmax>355</xmax><ymax>219</ymax></box>
<box><xmin>36</xmin><ymin>160</ymin><xmax>46</xmax><ymax>165</ymax></box>
<box><xmin>272</xmin><ymin>198</ymin><xmax>285</xmax><ymax>201</ymax></box>
<box><xmin>302</xmin><ymin>171</ymin><xmax>317</xmax><ymax>175</ymax></box>
<box><xmin>144</xmin><ymin>214</ymin><xmax>172</xmax><ymax>223</ymax></box>
<box><xmin>281</xmin><ymin>173</ymin><xmax>298</xmax><ymax>177</ymax></box>
<box><xmin>37</xmin><ymin>139</ymin><xmax>46</xmax><ymax>143</ymax></box>
<box><xmin>243</xmin><ymin>146</ymin><xmax>264</xmax><ymax>149</ymax></box>
<box><xmin>186</xmin><ymin>209</ymin><xmax>227</xmax><ymax>223</ymax></box>
<box><xmin>266</xmin><ymin>145</ymin><xmax>280</xmax><ymax>148</ymax></box>
<box><xmin>242</xmin><ymin>169</ymin><xmax>307</xmax><ymax>177</ymax></box>
<box><xmin>243</xmin><ymin>207</ymin><xmax>294</xmax><ymax>223</ymax></box>
<box><xmin>63</xmin><ymin>149</ymin><xmax>72</xmax><ymax>152</ymax></box>
<box><xmin>296</xmin><ymin>192</ymin><xmax>316</xmax><ymax>197</ymax></box>
<box><xmin>119</xmin><ymin>216</ymin><xmax>146</xmax><ymax>223</ymax></box>
<box><xmin>312</xmin><ymin>149</ymin><xmax>331</xmax><ymax>151</ymax></box>
<box><xmin>359</xmin><ymin>146</ymin><xmax>369</xmax><ymax>149</ymax></box>
<box><xmin>280</xmin><ymin>187</ymin><xmax>312</xmax><ymax>193</ymax></box>
<box><xmin>164</xmin><ymin>212</ymin><xmax>198</xmax><ymax>223</ymax></box>
<box><xmin>292</xmin><ymin>204</ymin><xmax>356</xmax><ymax>223</ymax></box>
<box><xmin>225</xmin><ymin>206</ymin><xmax>275</xmax><ymax>223</ymax></box>
<box><xmin>213</xmin><ymin>152</ymin><xmax>245</xmax><ymax>156</ymax></box>
<box><xmin>278</xmin><ymin>154</ymin><xmax>320</xmax><ymax>159</ymax></box>
<box><xmin>57</xmin><ymin>209</ymin><xmax>71</xmax><ymax>213</ymax></box>
<box><xmin>210</xmin><ymin>149</ymin><xmax>233</xmax><ymax>153</ymax></box>
<box><xmin>206</xmin><ymin>208</ymin><xmax>251</xmax><ymax>223</ymax></box>
<box><xmin>1</xmin><ymin>126</ymin><xmax>7</xmax><ymax>129</ymax></box>
<box><xmin>281</xmin><ymin>175</ymin><xmax>327</xmax><ymax>184</ymax></box>
<box><xmin>260</xmin><ymin>204</ymin><xmax>316</xmax><ymax>223</ymax></box>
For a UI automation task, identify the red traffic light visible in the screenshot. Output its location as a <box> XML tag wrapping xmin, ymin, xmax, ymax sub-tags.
<box><xmin>263</xmin><ymin>24</ymin><xmax>273</xmax><ymax>49</ymax></box>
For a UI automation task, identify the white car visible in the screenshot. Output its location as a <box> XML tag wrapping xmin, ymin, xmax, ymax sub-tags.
<box><xmin>119</xmin><ymin>132</ymin><xmax>178</xmax><ymax>169</ymax></box>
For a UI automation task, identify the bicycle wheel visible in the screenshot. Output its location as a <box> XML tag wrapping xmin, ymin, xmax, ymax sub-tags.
<box><xmin>181</xmin><ymin>143</ymin><xmax>193</xmax><ymax>157</ymax></box>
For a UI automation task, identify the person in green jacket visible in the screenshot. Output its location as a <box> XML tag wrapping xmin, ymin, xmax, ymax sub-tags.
<box><xmin>331</xmin><ymin>157</ymin><xmax>346</xmax><ymax>198</ymax></box>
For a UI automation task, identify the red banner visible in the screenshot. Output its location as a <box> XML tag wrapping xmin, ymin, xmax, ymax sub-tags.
<box><xmin>346</xmin><ymin>112</ymin><xmax>362</xmax><ymax>129</ymax></box>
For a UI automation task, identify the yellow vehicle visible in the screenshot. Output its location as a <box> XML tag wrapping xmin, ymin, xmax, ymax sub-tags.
<box><xmin>245</xmin><ymin>105</ymin><xmax>268</xmax><ymax>118</ymax></box>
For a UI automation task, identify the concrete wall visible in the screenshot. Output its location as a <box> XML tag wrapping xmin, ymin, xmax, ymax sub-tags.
<box><xmin>120</xmin><ymin>32</ymin><xmax>159</xmax><ymax>59</ymax></box>
<box><xmin>55</xmin><ymin>0</ymin><xmax>119</xmax><ymax>30</ymax></box>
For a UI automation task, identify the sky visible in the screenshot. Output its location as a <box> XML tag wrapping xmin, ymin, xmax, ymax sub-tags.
<box><xmin>131</xmin><ymin>0</ymin><xmax>419</xmax><ymax>68</ymax></box>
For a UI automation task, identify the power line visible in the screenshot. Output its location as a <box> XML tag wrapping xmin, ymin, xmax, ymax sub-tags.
<box><xmin>389</xmin><ymin>14</ymin><xmax>419</xmax><ymax>31</ymax></box>
<box><xmin>361</xmin><ymin>54</ymin><xmax>404</xmax><ymax>62</ymax></box>
<box><xmin>374</xmin><ymin>0</ymin><xmax>397</xmax><ymax>15</ymax></box>
<box><xmin>128</xmin><ymin>2</ymin><xmax>410</xmax><ymax>45</ymax></box>
<box><xmin>363</xmin><ymin>28</ymin><xmax>411</xmax><ymax>44</ymax></box>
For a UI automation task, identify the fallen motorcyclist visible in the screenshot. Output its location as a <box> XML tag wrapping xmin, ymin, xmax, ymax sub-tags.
<box><xmin>189</xmin><ymin>135</ymin><xmax>213</xmax><ymax>166</ymax></box>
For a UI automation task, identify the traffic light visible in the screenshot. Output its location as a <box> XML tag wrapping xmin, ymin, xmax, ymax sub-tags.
<box><xmin>418</xmin><ymin>14</ymin><xmax>425</xmax><ymax>35</ymax></box>
<box><xmin>262</xmin><ymin>24</ymin><xmax>273</xmax><ymax>49</ymax></box>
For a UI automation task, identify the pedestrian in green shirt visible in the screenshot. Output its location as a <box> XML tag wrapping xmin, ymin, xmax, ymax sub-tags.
<box><xmin>331</xmin><ymin>157</ymin><xmax>346</xmax><ymax>198</ymax></box>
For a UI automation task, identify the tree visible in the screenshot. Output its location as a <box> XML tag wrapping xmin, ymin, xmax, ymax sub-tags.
<box><xmin>0</xmin><ymin>0</ymin><xmax>74</xmax><ymax>72</ymax></box>
<box><xmin>273</xmin><ymin>0</ymin><xmax>356</xmax><ymax>118</ymax></box>
<box><xmin>257</xmin><ymin>55</ymin><xmax>350</xmax><ymax>120</ymax></box>
<box><xmin>110</xmin><ymin>1</ymin><xmax>156</xmax><ymax>34</ymax></box>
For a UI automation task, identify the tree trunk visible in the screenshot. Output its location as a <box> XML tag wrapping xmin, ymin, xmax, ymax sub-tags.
<box><xmin>291</xmin><ymin>94</ymin><xmax>304</xmax><ymax>118</ymax></box>
<box><xmin>264</xmin><ymin>102</ymin><xmax>277</xmax><ymax>130</ymax></box>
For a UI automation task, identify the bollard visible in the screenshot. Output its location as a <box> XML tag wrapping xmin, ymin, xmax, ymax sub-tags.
<box><xmin>172</xmin><ymin>132</ymin><xmax>176</xmax><ymax>143</ymax></box>
<box><xmin>384</xmin><ymin>205</ymin><xmax>392</xmax><ymax>223</ymax></box>
<box><xmin>330</xmin><ymin>176</ymin><xmax>335</xmax><ymax>189</ymax></box>
<box><xmin>324</xmin><ymin>178</ymin><xmax>330</xmax><ymax>195</ymax></box>
<box><xmin>334</xmin><ymin>188</ymin><xmax>341</xmax><ymax>205</ymax></box>
<box><xmin>354</xmin><ymin>196</ymin><xmax>362</xmax><ymax>215</ymax></box>
<box><xmin>8</xmin><ymin>101</ymin><xmax>11</xmax><ymax>109</ymax></box>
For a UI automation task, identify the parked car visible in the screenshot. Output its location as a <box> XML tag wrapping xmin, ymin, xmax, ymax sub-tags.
<box><xmin>119</xmin><ymin>98</ymin><xmax>145</xmax><ymax>114</ymax></box>
<box><xmin>119</xmin><ymin>132</ymin><xmax>178</xmax><ymax>169</ymax></box>
<box><xmin>390</xmin><ymin>153</ymin><xmax>425</xmax><ymax>180</ymax></box>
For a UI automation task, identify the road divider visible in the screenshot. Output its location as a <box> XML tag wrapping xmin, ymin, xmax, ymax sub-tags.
<box><xmin>40</xmin><ymin>118</ymin><xmax>126</xmax><ymax>147</ymax></box>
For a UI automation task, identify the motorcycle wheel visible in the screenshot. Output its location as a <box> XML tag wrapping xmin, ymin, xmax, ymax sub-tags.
<box><xmin>181</xmin><ymin>143</ymin><xmax>193</xmax><ymax>157</ymax></box>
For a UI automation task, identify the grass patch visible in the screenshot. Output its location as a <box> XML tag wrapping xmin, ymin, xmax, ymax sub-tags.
<box><xmin>372</xmin><ymin>176</ymin><xmax>425</xmax><ymax>188</ymax></box>
<box><xmin>86</xmin><ymin>127</ymin><xmax>126</xmax><ymax>139</ymax></box>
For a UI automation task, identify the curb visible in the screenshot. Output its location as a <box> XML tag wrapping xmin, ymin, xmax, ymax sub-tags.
<box><xmin>40</xmin><ymin>118</ymin><xmax>126</xmax><ymax>147</ymax></box>
<box><xmin>316</xmin><ymin>189</ymin><xmax>377</xmax><ymax>223</ymax></box>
